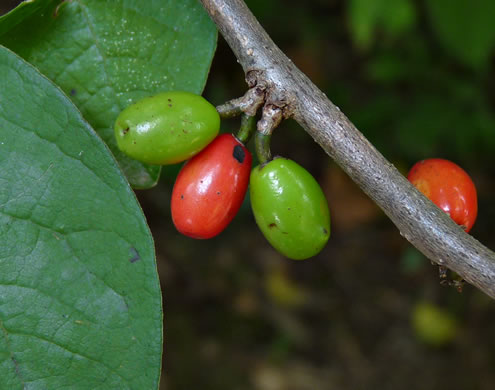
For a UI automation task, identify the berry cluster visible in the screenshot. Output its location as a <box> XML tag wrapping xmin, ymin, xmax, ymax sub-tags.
<box><xmin>115</xmin><ymin>91</ymin><xmax>477</xmax><ymax>260</ymax></box>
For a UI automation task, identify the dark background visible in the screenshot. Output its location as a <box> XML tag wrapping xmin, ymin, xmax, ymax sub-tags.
<box><xmin>3</xmin><ymin>1</ymin><xmax>495</xmax><ymax>389</ymax></box>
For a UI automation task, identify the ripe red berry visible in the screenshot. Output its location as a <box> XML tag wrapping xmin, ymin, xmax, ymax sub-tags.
<box><xmin>171</xmin><ymin>134</ymin><xmax>252</xmax><ymax>239</ymax></box>
<box><xmin>407</xmin><ymin>158</ymin><xmax>478</xmax><ymax>232</ymax></box>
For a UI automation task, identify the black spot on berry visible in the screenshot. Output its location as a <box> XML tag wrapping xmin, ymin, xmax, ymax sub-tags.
<box><xmin>217</xmin><ymin>191</ymin><xmax>221</xmax><ymax>195</ymax></box>
<box><xmin>268</xmin><ymin>223</ymin><xmax>277</xmax><ymax>229</ymax></box>
<box><xmin>122</xmin><ymin>127</ymin><xmax>130</xmax><ymax>135</ymax></box>
<box><xmin>70</xmin><ymin>89</ymin><xmax>77</xmax><ymax>96</ymax></box>
<box><xmin>233</xmin><ymin>145</ymin><xmax>245</xmax><ymax>163</ymax></box>
<box><xmin>323</xmin><ymin>228</ymin><xmax>328</xmax><ymax>235</ymax></box>
<box><xmin>180</xmin><ymin>194</ymin><xmax>184</xmax><ymax>199</ymax></box>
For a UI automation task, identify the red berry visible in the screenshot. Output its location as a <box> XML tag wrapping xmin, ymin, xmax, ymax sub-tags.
<box><xmin>407</xmin><ymin>158</ymin><xmax>478</xmax><ymax>232</ymax></box>
<box><xmin>171</xmin><ymin>134</ymin><xmax>252</xmax><ymax>239</ymax></box>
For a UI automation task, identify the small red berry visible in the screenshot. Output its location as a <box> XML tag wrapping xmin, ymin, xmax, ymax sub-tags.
<box><xmin>407</xmin><ymin>158</ymin><xmax>478</xmax><ymax>232</ymax></box>
<box><xmin>171</xmin><ymin>134</ymin><xmax>252</xmax><ymax>239</ymax></box>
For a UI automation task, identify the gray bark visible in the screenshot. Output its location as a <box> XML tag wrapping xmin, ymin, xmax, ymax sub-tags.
<box><xmin>199</xmin><ymin>0</ymin><xmax>495</xmax><ymax>299</ymax></box>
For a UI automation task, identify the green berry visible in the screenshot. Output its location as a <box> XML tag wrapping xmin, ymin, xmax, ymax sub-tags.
<box><xmin>250</xmin><ymin>157</ymin><xmax>330</xmax><ymax>260</ymax></box>
<box><xmin>114</xmin><ymin>91</ymin><xmax>220</xmax><ymax>165</ymax></box>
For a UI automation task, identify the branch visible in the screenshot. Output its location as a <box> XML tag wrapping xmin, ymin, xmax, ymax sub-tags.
<box><xmin>199</xmin><ymin>0</ymin><xmax>495</xmax><ymax>299</ymax></box>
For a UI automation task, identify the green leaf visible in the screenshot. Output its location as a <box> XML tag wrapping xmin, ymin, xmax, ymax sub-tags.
<box><xmin>0</xmin><ymin>0</ymin><xmax>55</xmax><ymax>36</ymax></box>
<box><xmin>0</xmin><ymin>0</ymin><xmax>217</xmax><ymax>188</ymax></box>
<box><xmin>426</xmin><ymin>0</ymin><xmax>495</xmax><ymax>69</ymax></box>
<box><xmin>0</xmin><ymin>46</ymin><xmax>162</xmax><ymax>389</ymax></box>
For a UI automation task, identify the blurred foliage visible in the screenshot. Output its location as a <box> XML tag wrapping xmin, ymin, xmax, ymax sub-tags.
<box><xmin>343</xmin><ymin>0</ymin><xmax>495</xmax><ymax>167</ymax></box>
<box><xmin>412</xmin><ymin>302</ymin><xmax>459</xmax><ymax>347</ymax></box>
<box><xmin>426</xmin><ymin>0</ymin><xmax>495</xmax><ymax>69</ymax></box>
<box><xmin>348</xmin><ymin>0</ymin><xmax>416</xmax><ymax>50</ymax></box>
<box><xmin>265</xmin><ymin>265</ymin><xmax>308</xmax><ymax>308</ymax></box>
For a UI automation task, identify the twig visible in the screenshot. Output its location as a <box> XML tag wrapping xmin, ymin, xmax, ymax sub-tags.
<box><xmin>199</xmin><ymin>0</ymin><xmax>495</xmax><ymax>299</ymax></box>
<box><xmin>216</xmin><ymin>86</ymin><xmax>265</xmax><ymax>118</ymax></box>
